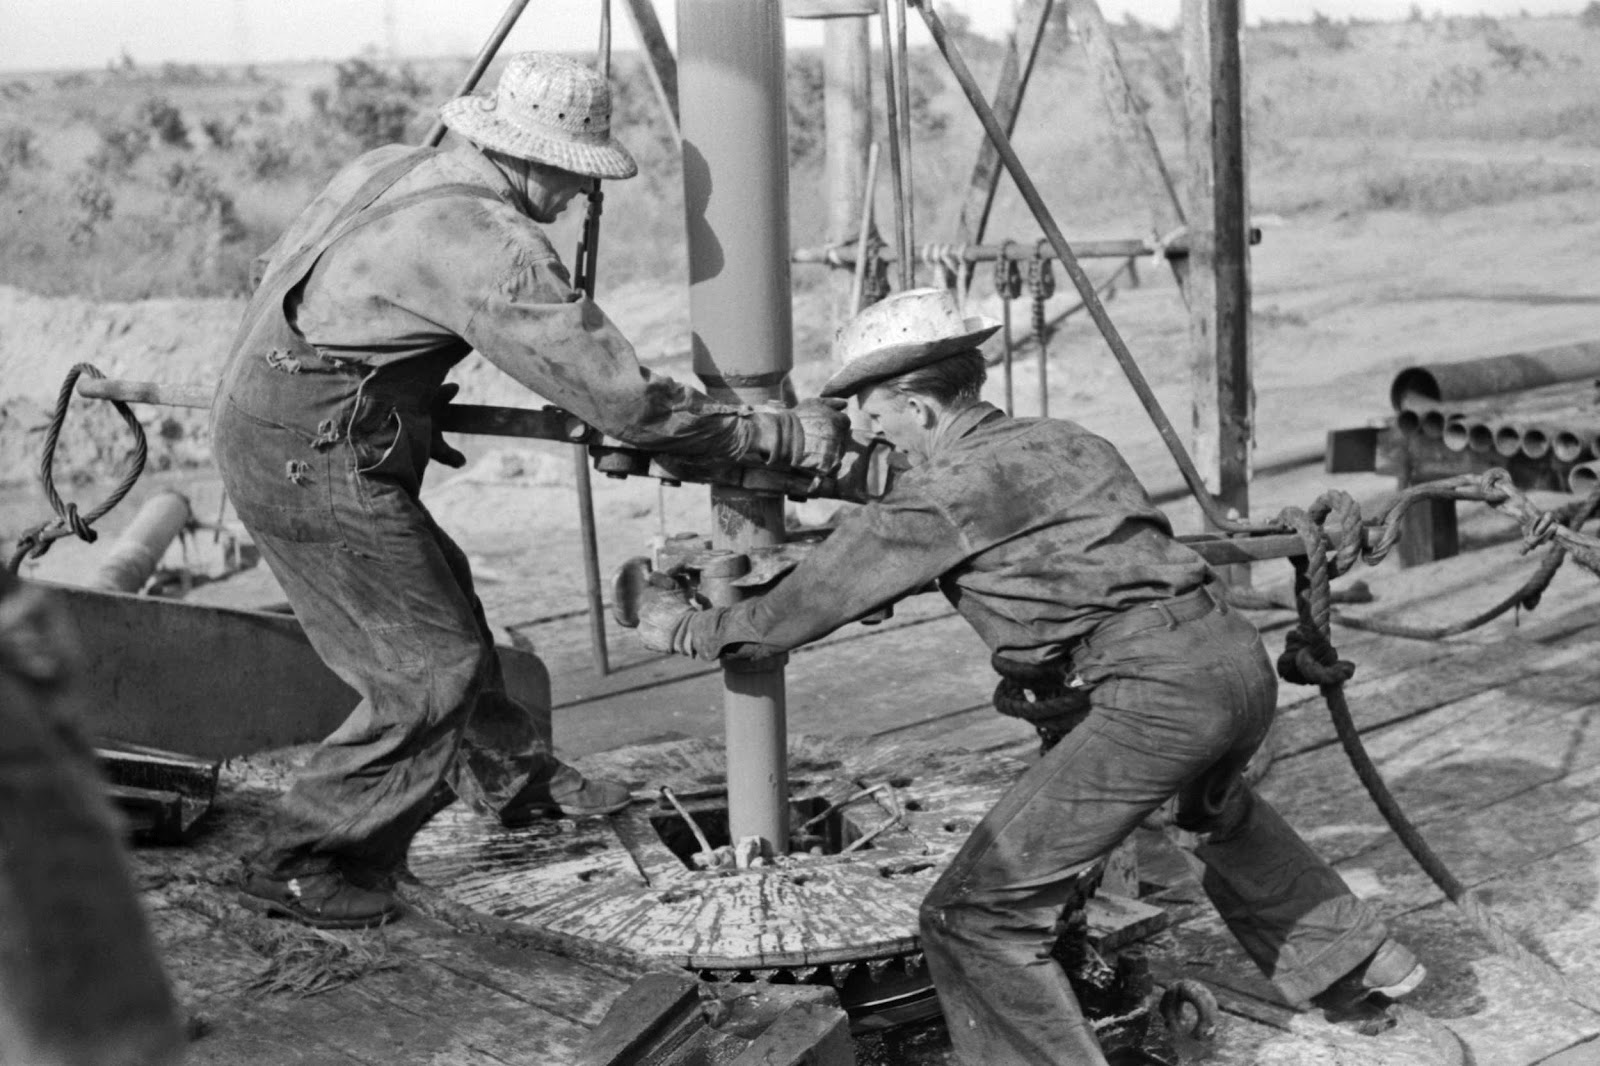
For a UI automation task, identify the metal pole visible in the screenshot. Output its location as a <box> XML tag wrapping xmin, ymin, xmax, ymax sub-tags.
<box><xmin>894</xmin><ymin>0</ymin><xmax>915</xmax><ymax>279</ymax></box>
<box><xmin>825</xmin><ymin>15</ymin><xmax>874</xmax><ymax>327</ymax></box>
<box><xmin>912</xmin><ymin>0</ymin><xmax>1250</xmax><ymax>533</ymax></box>
<box><xmin>422</xmin><ymin>0</ymin><xmax>536</xmax><ymax>147</ymax></box>
<box><xmin>678</xmin><ymin>0</ymin><xmax>793</xmax><ymax>857</ymax></box>
<box><xmin>849</xmin><ymin>143</ymin><xmax>881</xmax><ymax>316</ymax></box>
<box><xmin>878</xmin><ymin>0</ymin><xmax>911</xmax><ymax>291</ymax></box>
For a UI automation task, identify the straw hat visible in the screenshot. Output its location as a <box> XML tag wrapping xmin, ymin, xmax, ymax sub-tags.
<box><xmin>822</xmin><ymin>288</ymin><xmax>1001</xmax><ymax>399</ymax></box>
<box><xmin>439</xmin><ymin>52</ymin><xmax>638</xmax><ymax>180</ymax></box>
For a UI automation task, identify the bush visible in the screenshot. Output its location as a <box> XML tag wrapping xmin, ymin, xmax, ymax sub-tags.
<box><xmin>242</xmin><ymin>130</ymin><xmax>295</xmax><ymax>180</ymax></box>
<box><xmin>87</xmin><ymin>121</ymin><xmax>150</xmax><ymax>174</ymax></box>
<box><xmin>69</xmin><ymin>172</ymin><xmax>115</xmax><ymax>243</ymax></box>
<box><xmin>1485</xmin><ymin>32</ymin><xmax>1549</xmax><ymax>74</ymax></box>
<box><xmin>1311</xmin><ymin>11</ymin><xmax>1353</xmax><ymax>51</ymax></box>
<box><xmin>312</xmin><ymin>59</ymin><xmax>432</xmax><ymax>149</ymax></box>
<box><xmin>137</xmin><ymin>96</ymin><xmax>191</xmax><ymax>148</ymax></box>
<box><xmin>200</xmin><ymin>116</ymin><xmax>237</xmax><ymax>150</ymax></box>
<box><xmin>1585</xmin><ymin>1</ymin><xmax>1600</xmax><ymax>30</ymax></box>
<box><xmin>162</xmin><ymin>161</ymin><xmax>245</xmax><ymax>242</ymax></box>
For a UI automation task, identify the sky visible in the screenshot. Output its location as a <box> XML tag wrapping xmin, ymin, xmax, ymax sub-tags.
<box><xmin>0</xmin><ymin>0</ymin><xmax>1588</xmax><ymax>73</ymax></box>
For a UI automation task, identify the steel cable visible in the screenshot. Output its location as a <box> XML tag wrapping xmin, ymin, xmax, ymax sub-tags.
<box><xmin>8</xmin><ymin>364</ymin><xmax>148</xmax><ymax>574</ymax></box>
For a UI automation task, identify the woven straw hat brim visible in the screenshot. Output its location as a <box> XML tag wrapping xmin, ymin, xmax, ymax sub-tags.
<box><xmin>822</xmin><ymin>321</ymin><xmax>1001</xmax><ymax>398</ymax></box>
<box><xmin>440</xmin><ymin>97</ymin><xmax>638</xmax><ymax>179</ymax></box>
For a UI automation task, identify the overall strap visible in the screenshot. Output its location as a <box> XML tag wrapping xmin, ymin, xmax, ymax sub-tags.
<box><xmin>259</xmin><ymin>148</ymin><xmax>441</xmax><ymax>297</ymax></box>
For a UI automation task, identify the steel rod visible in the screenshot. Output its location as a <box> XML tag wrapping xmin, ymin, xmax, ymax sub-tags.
<box><xmin>422</xmin><ymin>0</ymin><xmax>536</xmax><ymax>146</ymax></box>
<box><xmin>894</xmin><ymin>0</ymin><xmax>915</xmax><ymax>283</ymax></box>
<box><xmin>791</xmin><ymin>230</ymin><xmax>1249</xmax><ymax>265</ymax></box>
<box><xmin>849</xmin><ymin>142</ymin><xmax>881</xmax><ymax>316</ymax></box>
<box><xmin>878</xmin><ymin>0</ymin><xmax>910</xmax><ymax>290</ymax></box>
<box><xmin>913</xmin><ymin>0</ymin><xmax>1246</xmax><ymax>533</ymax></box>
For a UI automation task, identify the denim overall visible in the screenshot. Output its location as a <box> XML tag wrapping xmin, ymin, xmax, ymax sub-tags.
<box><xmin>213</xmin><ymin>149</ymin><xmax>563</xmax><ymax>879</ymax></box>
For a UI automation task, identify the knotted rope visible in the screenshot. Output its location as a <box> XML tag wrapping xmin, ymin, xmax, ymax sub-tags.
<box><xmin>8</xmin><ymin>364</ymin><xmax>149</xmax><ymax>574</ymax></box>
<box><xmin>991</xmin><ymin>653</ymin><xmax>1091</xmax><ymax>755</ymax></box>
<box><xmin>1275</xmin><ymin>485</ymin><xmax>1600</xmax><ymax>1017</ymax></box>
<box><xmin>993</xmin><ymin>240</ymin><xmax>1024</xmax><ymax>416</ymax></box>
<box><xmin>1027</xmin><ymin>239</ymin><xmax>1055</xmax><ymax>418</ymax></box>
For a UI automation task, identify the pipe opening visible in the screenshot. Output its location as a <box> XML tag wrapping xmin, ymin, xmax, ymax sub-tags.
<box><xmin>1467</xmin><ymin>423</ymin><xmax>1495</xmax><ymax>453</ymax></box>
<box><xmin>1442</xmin><ymin>419</ymin><xmax>1470</xmax><ymax>452</ymax></box>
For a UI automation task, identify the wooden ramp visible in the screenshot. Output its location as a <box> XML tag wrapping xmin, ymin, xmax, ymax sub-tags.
<box><xmin>141</xmin><ymin>534</ymin><xmax>1600</xmax><ymax>1064</ymax></box>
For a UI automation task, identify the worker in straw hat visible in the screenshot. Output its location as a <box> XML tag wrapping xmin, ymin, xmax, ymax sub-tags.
<box><xmin>213</xmin><ymin>51</ymin><xmax>850</xmax><ymax>929</ymax></box>
<box><xmin>623</xmin><ymin>287</ymin><xmax>1426</xmax><ymax>1064</ymax></box>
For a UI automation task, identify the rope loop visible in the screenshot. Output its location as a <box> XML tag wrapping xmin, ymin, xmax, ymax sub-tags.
<box><xmin>990</xmin><ymin>653</ymin><xmax>1091</xmax><ymax>752</ymax></box>
<box><xmin>8</xmin><ymin>363</ymin><xmax>149</xmax><ymax>574</ymax></box>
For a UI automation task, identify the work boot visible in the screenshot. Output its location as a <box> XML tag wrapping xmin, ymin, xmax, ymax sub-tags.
<box><xmin>498</xmin><ymin>764</ymin><xmax>633</xmax><ymax>826</ymax></box>
<box><xmin>1313</xmin><ymin>938</ymin><xmax>1427</xmax><ymax>1012</ymax></box>
<box><xmin>236</xmin><ymin>867</ymin><xmax>400</xmax><ymax>930</ymax></box>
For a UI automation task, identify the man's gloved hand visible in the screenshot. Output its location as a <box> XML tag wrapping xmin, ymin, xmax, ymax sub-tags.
<box><xmin>630</xmin><ymin>573</ymin><xmax>700</xmax><ymax>657</ymax></box>
<box><xmin>429</xmin><ymin>383</ymin><xmax>468</xmax><ymax>469</ymax></box>
<box><xmin>748</xmin><ymin>397</ymin><xmax>850</xmax><ymax>476</ymax></box>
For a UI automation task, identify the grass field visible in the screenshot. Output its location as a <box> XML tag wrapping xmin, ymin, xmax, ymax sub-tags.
<box><xmin>5</xmin><ymin>13</ymin><xmax>1600</xmax><ymax>304</ymax></box>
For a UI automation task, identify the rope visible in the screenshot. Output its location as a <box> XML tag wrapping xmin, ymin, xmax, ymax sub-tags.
<box><xmin>1027</xmin><ymin>239</ymin><xmax>1054</xmax><ymax>419</ymax></box>
<box><xmin>1274</xmin><ymin>492</ymin><xmax>1600</xmax><ymax>1018</ymax></box>
<box><xmin>993</xmin><ymin>241</ymin><xmax>1022</xmax><ymax>416</ymax></box>
<box><xmin>990</xmin><ymin>653</ymin><xmax>1090</xmax><ymax>754</ymax></box>
<box><xmin>8</xmin><ymin>364</ymin><xmax>148</xmax><ymax>574</ymax></box>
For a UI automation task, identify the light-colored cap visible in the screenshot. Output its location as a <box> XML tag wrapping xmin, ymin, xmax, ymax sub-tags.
<box><xmin>822</xmin><ymin>288</ymin><xmax>1001</xmax><ymax>399</ymax></box>
<box><xmin>439</xmin><ymin>52</ymin><xmax>638</xmax><ymax>180</ymax></box>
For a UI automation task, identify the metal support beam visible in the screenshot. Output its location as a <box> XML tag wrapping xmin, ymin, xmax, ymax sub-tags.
<box><xmin>1182</xmin><ymin>0</ymin><xmax>1252</xmax><ymax>567</ymax></box>
<box><xmin>823</xmin><ymin>16</ymin><xmax>874</xmax><ymax>327</ymax></box>
<box><xmin>1068</xmin><ymin>0</ymin><xmax>1189</xmax><ymax>297</ymax></box>
<box><xmin>953</xmin><ymin>0</ymin><xmax>1052</xmax><ymax>248</ymax></box>
<box><xmin>678</xmin><ymin>0</ymin><xmax>793</xmax><ymax>858</ymax></box>
<box><xmin>619</xmin><ymin>0</ymin><xmax>680</xmax><ymax>138</ymax></box>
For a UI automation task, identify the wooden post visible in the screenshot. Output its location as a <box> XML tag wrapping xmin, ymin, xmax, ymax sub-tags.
<box><xmin>1182</xmin><ymin>0</ymin><xmax>1251</xmax><ymax>580</ymax></box>
<box><xmin>954</xmin><ymin>0</ymin><xmax>1052</xmax><ymax>247</ymax></box>
<box><xmin>1067</xmin><ymin>0</ymin><xmax>1188</xmax><ymax>298</ymax></box>
<box><xmin>620</xmin><ymin>0</ymin><xmax>680</xmax><ymax>138</ymax></box>
<box><xmin>824</xmin><ymin>17</ymin><xmax>874</xmax><ymax>327</ymax></box>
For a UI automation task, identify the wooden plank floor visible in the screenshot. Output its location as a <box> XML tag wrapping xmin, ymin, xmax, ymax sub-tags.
<box><xmin>533</xmin><ymin>536</ymin><xmax>1600</xmax><ymax>1064</ymax></box>
<box><xmin>136</xmin><ymin>532</ymin><xmax>1600</xmax><ymax>1064</ymax></box>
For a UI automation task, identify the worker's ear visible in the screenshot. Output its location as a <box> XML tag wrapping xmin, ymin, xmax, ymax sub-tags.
<box><xmin>905</xmin><ymin>395</ymin><xmax>939</xmax><ymax>430</ymax></box>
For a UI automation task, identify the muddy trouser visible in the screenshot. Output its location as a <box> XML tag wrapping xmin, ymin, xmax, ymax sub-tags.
<box><xmin>919</xmin><ymin>585</ymin><xmax>1390</xmax><ymax>1066</ymax></box>
<box><xmin>213</xmin><ymin>353</ymin><xmax>564</xmax><ymax>879</ymax></box>
<box><xmin>0</xmin><ymin>572</ymin><xmax>185</xmax><ymax>1065</ymax></box>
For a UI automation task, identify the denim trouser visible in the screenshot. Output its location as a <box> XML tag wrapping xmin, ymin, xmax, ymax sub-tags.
<box><xmin>919</xmin><ymin>591</ymin><xmax>1389</xmax><ymax>1066</ymax></box>
<box><xmin>213</xmin><ymin>355</ymin><xmax>563</xmax><ymax>878</ymax></box>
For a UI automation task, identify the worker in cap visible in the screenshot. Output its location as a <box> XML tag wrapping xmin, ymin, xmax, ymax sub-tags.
<box><xmin>214</xmin><ymin>51</ymin><xmax>850</xmax><ymax>929</ymax></box>
<box><xmin>624</xmin><ymin>288</ymin><xmax>1425</xmax><ymax>1065</ymax></box>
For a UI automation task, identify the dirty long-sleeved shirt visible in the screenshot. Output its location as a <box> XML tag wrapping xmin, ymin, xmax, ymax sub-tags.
<box><xmin>267</xmin><ymin>143</ymin><xmax>753</xmax><ymax>457</ymax></box>
<box><xmin>686</xmin><ymin>402</ymin><xmax>1211</xmax><ymax>663</ymax></box>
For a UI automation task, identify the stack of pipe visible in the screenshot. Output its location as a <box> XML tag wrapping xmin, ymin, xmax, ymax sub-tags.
<box><xmin>1391</xmin><ymin>344</ymin><xmax>1600</xmax><ymax>492</ymax></box>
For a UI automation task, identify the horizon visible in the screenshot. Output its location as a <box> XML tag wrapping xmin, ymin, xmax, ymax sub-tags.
<box><xmin>1</xmin><ymin>0</ymin><xmax>1590</xmax><ymax>75</ymax></box>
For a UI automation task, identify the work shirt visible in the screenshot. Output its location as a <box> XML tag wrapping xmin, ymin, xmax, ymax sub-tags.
<box><xmin>687</xmin><ymin>402</ymin><xmax>1211</xmax><ymax>664</ymax></box>
<box><xmin>265</xmin><ymin>143</ymin><xmax>752</xmax><ymax>456</ymax></box>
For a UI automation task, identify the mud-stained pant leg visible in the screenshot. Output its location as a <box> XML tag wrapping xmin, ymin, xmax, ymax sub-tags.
<box><xmin>422</xmin><ymin>510</ymin><xmax>565</xmax><ymax>814</ymax></box>
<box><xmin>918</xmin><ymin>615</ymin><xmax>1253</xmax><ymax>1066</ymax></box>
<box><xmin>1183</xmin><ymin>782</ymin><xmax>1389</xmax><ymax>1006</ymax></box>
<box><xmin>245</xmin><ymin>469</ymin><xmax>492</xmax><ymax>877</ymax></box>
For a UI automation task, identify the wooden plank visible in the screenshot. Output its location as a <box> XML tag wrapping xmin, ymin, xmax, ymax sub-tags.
<box><xmin>823</xmin><ymin>15</ymin><xmax>873</xmax><ymax>327</ymax></box>
<box><xmin>1066</xmin><ymin>0</ymin><xmax>1188</xmax><ymax>294</ymax></box>
<box><xmin>383</xmin><ymin>916</ymin><xmax>629</xmax><ymax>1030</ymax></box>
<box><xmin>1181</xmin><ymin>0</ymin><xmax>1252</xmax><ymax>541</ymax></box>
<box><xmin>619</xmin><ymin>0</ymin><xmax>679</xmax><ymax>137</ymax></box>
<box><xmin>952</xmin><ymin>0</ymin><xmax>1052</xmax><ymax>247</ymax></box>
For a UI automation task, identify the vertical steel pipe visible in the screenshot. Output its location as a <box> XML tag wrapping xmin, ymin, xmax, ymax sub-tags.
<box><xmin>678</xmin><ymin>0</ymin><xmax>792</xmax><ymax>857</ymax></box>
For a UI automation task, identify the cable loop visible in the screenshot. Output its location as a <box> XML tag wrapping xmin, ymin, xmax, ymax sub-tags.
<box><xmin>7</xmin><ymin>363</ymin><xmax>149</xmax><ymax>574</ymax></box>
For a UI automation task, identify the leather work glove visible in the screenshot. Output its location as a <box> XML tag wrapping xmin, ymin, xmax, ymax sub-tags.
<box><xmin>748</xmin><ymin>397</ymin><xmax>850</xmax><ymax>477</ymax></box>
<box><xmin>629</xmin><ymin>572</ymin><xmax>700</xmax><ymax>657</ymax></box>
<box><xmin>429</xmin><ymin>383</ymin><xmax>468</xmax><ymax>469</ymax></box>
